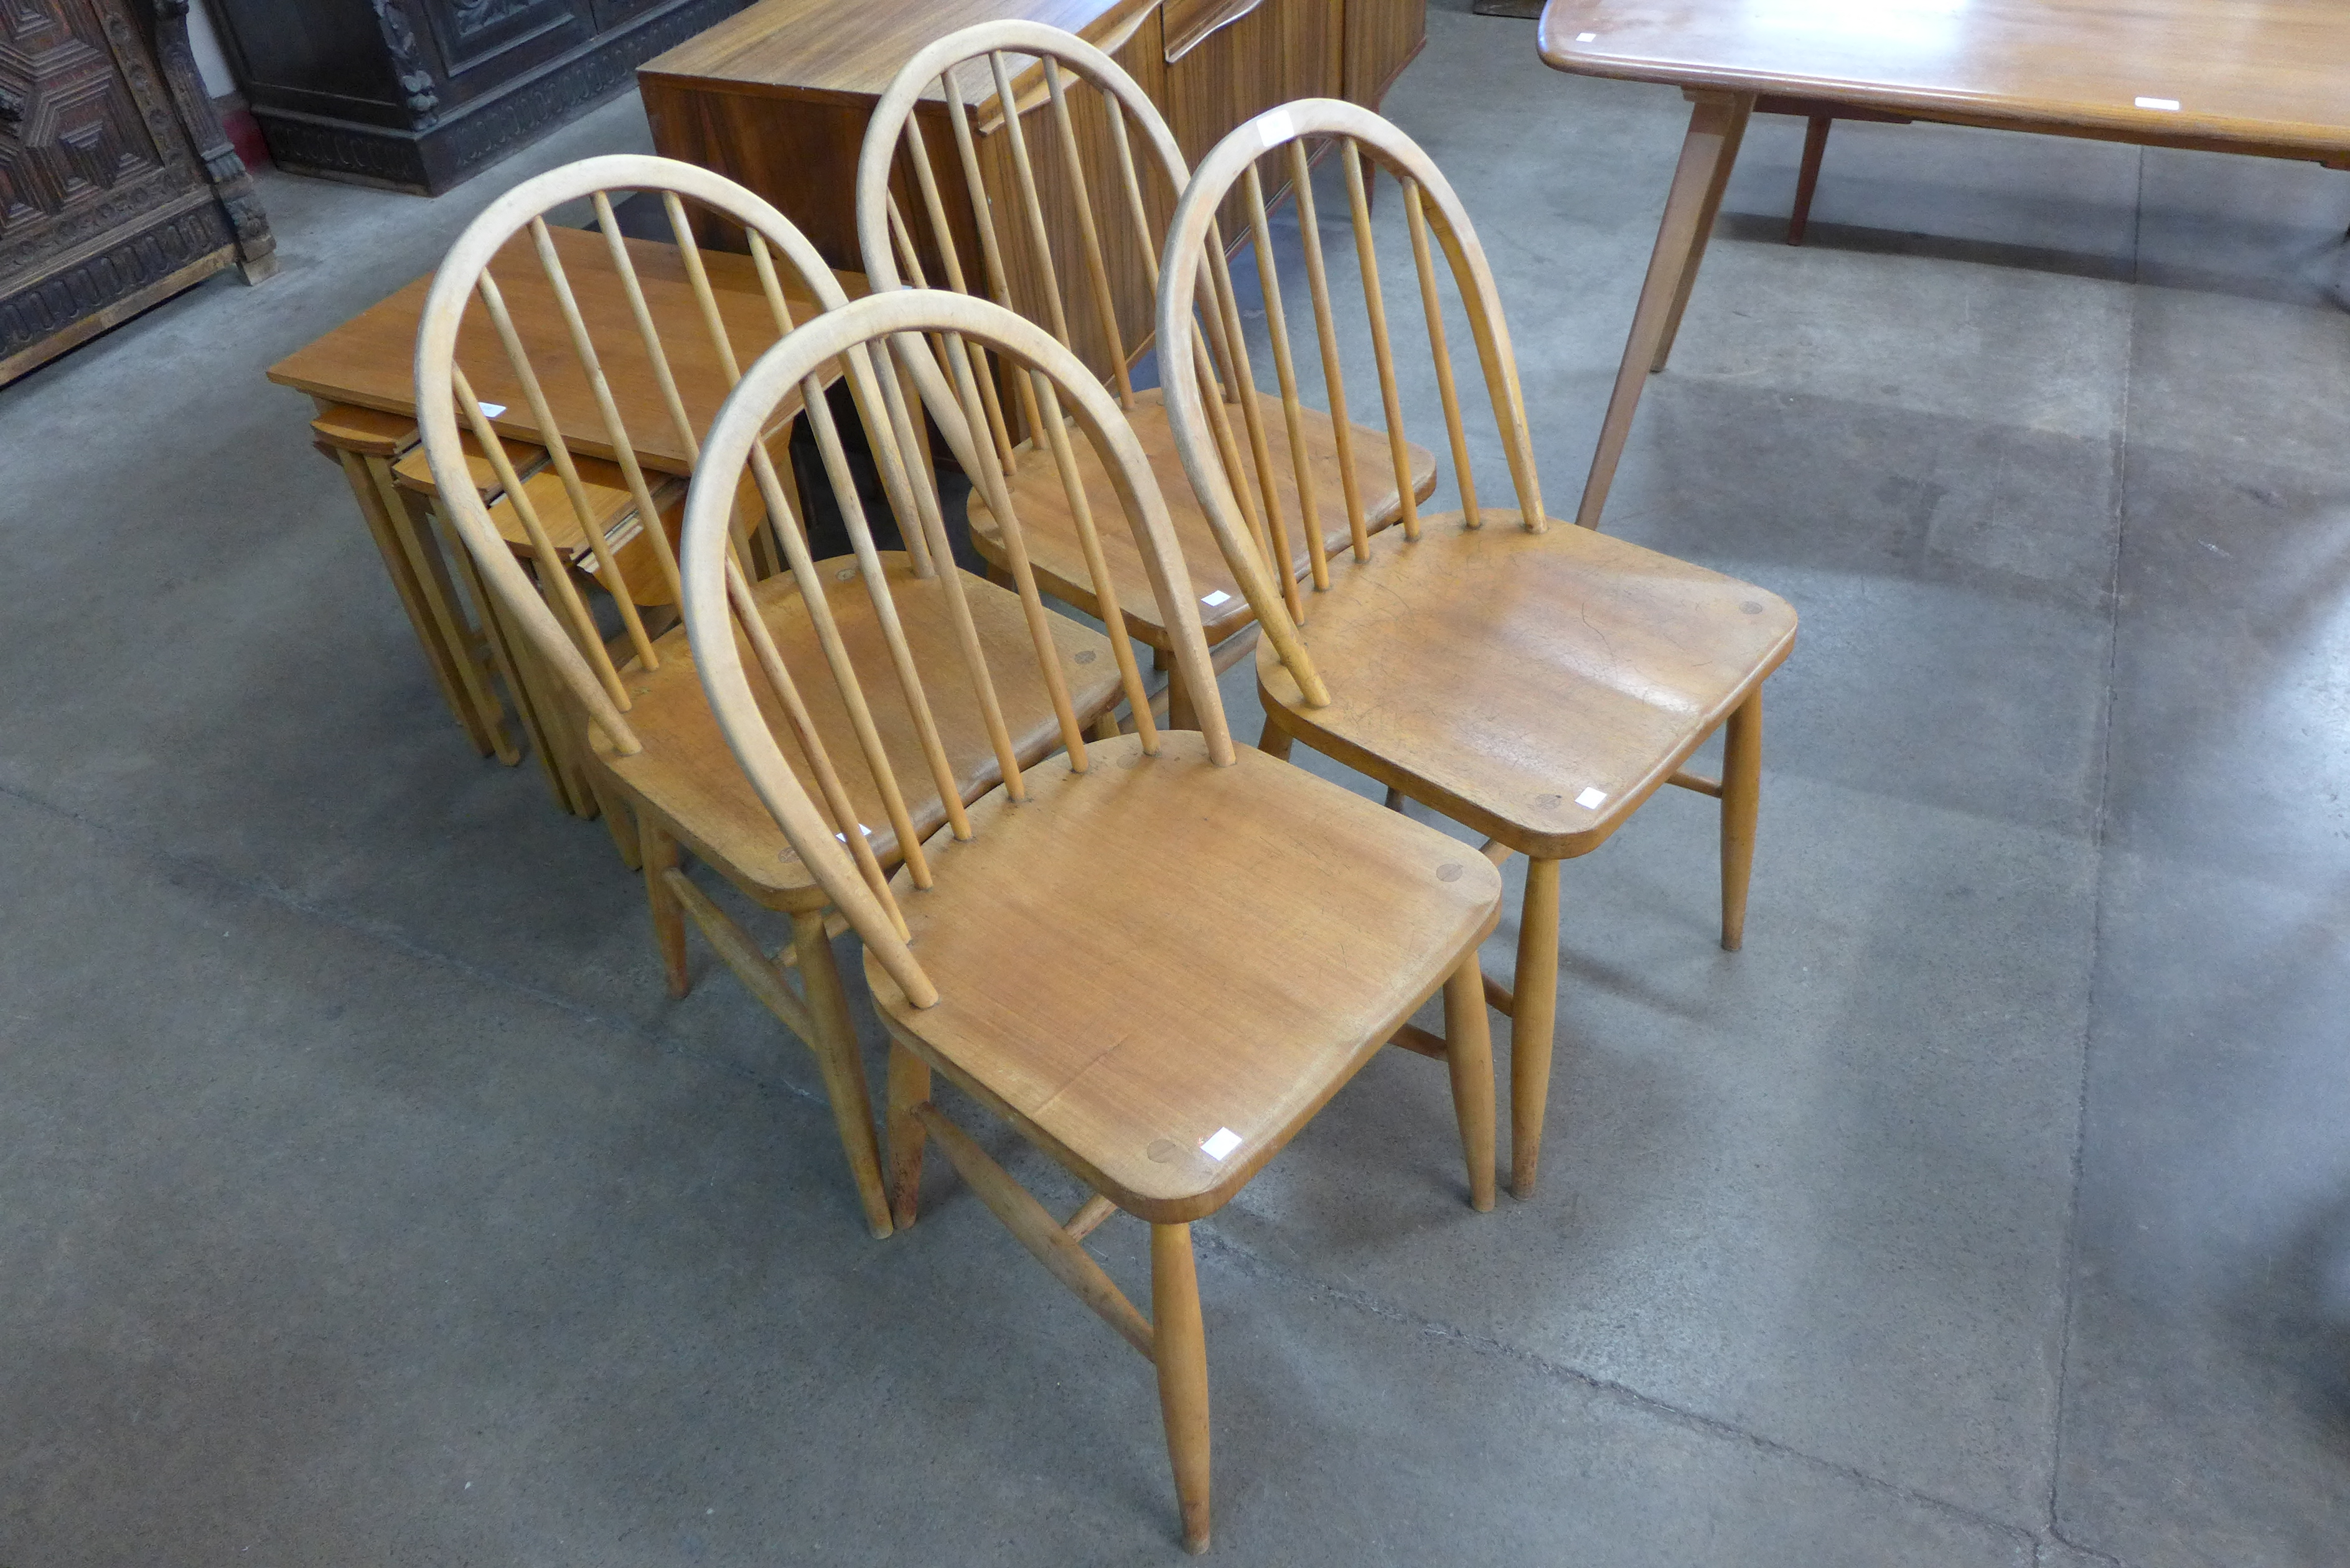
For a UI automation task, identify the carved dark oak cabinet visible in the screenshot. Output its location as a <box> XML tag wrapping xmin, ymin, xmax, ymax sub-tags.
<box><xmin>203</xmin><ymin>0</ymin><xmax>753</xmax><ymax>195</ymax></box>
<box><xmin>1</xmin><ymin>0</ymin><xmax>276</xmax><ymax>386</ymax></box>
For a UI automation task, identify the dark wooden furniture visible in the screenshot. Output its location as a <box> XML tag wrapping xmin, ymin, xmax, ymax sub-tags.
<box><xmin>638</xmin><ymin>0</ymin><xmax>1429</xmax><ymax>275</ymax></box>
<box><xmin>201</xmin><ymin>0</ymin><xmax>755</xmax><ymax>195</ymax></box>
<box><xmin>1538</xmin><ymin>0</ymin><xmax>2350</xmax><ymax>525</ymax></box>
<box><xmin>1</xmin><ymin>0</ymin><xmax>276</xmax><ymax>386</ymax></box>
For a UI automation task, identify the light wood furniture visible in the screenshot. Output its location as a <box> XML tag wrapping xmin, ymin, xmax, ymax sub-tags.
<box><xmin>854</xmin><ymin>19</ymin><xmax>1433</xmax><ymax>729</ymax></box>
<box><xmin>1158</xmin><ymin>100</ymin><xmax>1797</xmax><ymax>1197</ymax></box>
<box><xmin>306</xmin><ymin>402</ymin><xmax>525</xmax><ymax>769</ymax></box>
<box><xmin>1538</xmin><ymin>0</ymin><xmax>2350</xmax><ymax>525</ymax></box>
<box><xmin>1769</xmin><ymin>98</ymin><xmax>1919</xmax><ymax>247</ymax></box>
<box><xmin>268</xmin><ymin>216</ymin><xmax>867</xmax><ymax>802</ymax></box>
<box><xmin>676</xmin><ymin>287</ymin><xmax>1504</xmax><ymax>1553</ymax></box>
<box><xmin>639</xmin><ymin>0</ymin><xmax>1428</xmax><ymax>283</ymax></box>
<box><xmin>2</xmin><ymin>0</ymin><xmax>276</xmax><ymax>386</ymax></box>
<box><xmin>415</xmin><ymin>155</ymin><xmax>1128</xmax><ymax>1238</ymax></box>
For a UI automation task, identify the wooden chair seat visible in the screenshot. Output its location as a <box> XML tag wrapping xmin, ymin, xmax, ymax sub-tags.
<box><xmin>1257</xmin><ymin>513</ymin><xmax>1797</xmax><ymax>860</ymax></box>
<box><xmin>968</xmin><ymin>388</ymin><xmax>1436</xmax><ymax>650</ymax></box>
<box><xmin>592</xmin><ymin>551</ymin><xmax>1123</xmax><ymax>907</ymax></box>
<box><xmin>866</xmin><ymin>730</ymin><xmax>1502</xmax><ymax>1223</ymax></box>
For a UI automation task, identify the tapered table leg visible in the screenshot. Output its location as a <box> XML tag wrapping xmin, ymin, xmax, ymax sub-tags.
<box><xmin>1573</xmin><ymin>90</ymin><xmax>1755</xmax><ymax>530</ymax></box>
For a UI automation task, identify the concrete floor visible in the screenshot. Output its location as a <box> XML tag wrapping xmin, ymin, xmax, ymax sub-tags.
<box><xmin>4</xmin><ymin>3</ymin><xmax>2348</xmax><ymax>1562</ymax></box>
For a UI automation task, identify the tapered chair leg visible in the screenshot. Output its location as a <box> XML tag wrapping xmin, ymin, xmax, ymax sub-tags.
<box><xmin>792</xmin><ymin>908</ymin><xmax>894</xmax><ymax>1240</ymax></box>
<box><xmin>1151</xmin><ymin>1221</ymin><xmax>1212</xmax><ymax>1556</ymax></box>
<box><xmin>589</xmin><ymin>773</ymin><xmax>643</xmax><ymax>870</ymax></box>
<box><xmin>1442</xmin><ymin>953</ymin><xmax>1497</xmax><ymax>1211</ymax></box>
<box><xmin>1257</xmin><ymin>714</ymin><xmax>1294</xmax><ymax>760</ymax></box>
<box><xmin>1720</xmin><ymin>689</ymin><xmax>1763</xmax><ymax>952</ymax></box>
<box><xmin>885</xmin><ymin>1040</ymin><xmax>930</xmax><ymax>1231</ymax></box>
<box><xmin>640</xmin><ymin>815</ymin><xmax>690</xmax><ymax>999</ymax></box>
<box><xmin>1510</xmin><ymin>857</ymin><xmax>1562</xmax><ymax>1200</ymax></box>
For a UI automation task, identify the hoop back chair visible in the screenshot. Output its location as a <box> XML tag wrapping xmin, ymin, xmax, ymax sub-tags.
<box><xmin>854</xmin><ymin>20</ymin><xmax>1437</xmax><ymax>728</ymax></box>
<box><xmin>680</xmin><ymin>289</ymin><xmax>1505</xmax><ymax>1554</ymax></box>
<box><xmin>1158</xmin><ymin>103</ymin><xmax>1799</xmax><ymax>1199</ymax></box>
<box><xmin>416</xmin><ymin>155</ymin><xmax>1125</xmax><ymax>1239</ymax></box>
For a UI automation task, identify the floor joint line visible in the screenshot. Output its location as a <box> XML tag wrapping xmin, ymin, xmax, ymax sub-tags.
<box><xmin>1192</xmin><ymin>1223</ymin><xmax>2041</xmax><ymax>1554</ymax></box>
<box><xmin>0</xmin><ymin>771</ymin><xmax>838</xmax><ymax>1122</ymax></box>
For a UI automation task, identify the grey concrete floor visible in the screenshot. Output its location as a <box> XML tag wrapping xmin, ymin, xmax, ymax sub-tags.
<box><xmin>4</xmin><ymin>3</ymin><xmax>2348</xmax><ymax>1562</ymax></box>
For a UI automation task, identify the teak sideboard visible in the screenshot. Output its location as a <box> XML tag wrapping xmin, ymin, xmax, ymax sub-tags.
<box><xmin>639</xmin><ymin>0</ymin><xmax>1427</xmax><ymax>381</ymax></box>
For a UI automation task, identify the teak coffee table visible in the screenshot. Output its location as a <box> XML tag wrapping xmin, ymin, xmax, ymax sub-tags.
<box><xmin>1539</xmin><ymin>0</ymin><xmax>2350</xmax><ymax>525</ymax></box>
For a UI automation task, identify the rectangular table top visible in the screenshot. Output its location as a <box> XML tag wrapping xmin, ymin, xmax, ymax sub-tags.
<box><xmin>639</xmin><ymin>0</ymin><xmax>1156</xmax><ymax>103</ymax></box>
<box><xmin>268</xmin><ymin>225</ymin><xmax>866</xmax><ymax>477</ymax></box>
<box><xmin>1538</xmin><ymin>0</ymin><xmax>2350</xmax><ymax>157</ymax></box>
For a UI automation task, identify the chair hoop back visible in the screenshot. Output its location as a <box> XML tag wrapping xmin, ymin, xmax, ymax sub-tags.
<box><xmin>414</xmin><ymin>154</ymin><xmax>881</xmax><ymax>755</ymax></box>
<box><xmin>854</xmin><ymin>19</ymin><xmax>1207</xmax><ymax>459</ymax></box>
<box><xmin>1155</xmin><ymin>101</ymin><xmax>1550</xmax><ymax>707</ymax></box>
<box><xmin>681</xmin><ymin>289</ymin><xmax>1236</xmax><ymax>1009</ymax></box>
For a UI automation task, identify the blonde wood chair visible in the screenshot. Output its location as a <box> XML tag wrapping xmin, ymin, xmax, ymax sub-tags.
<box><xmin>1158</xmin><ymin>102</ymin><xmax>1799</xmax><ymax>1200</ymax></box>
<box><xmin>853</xmin><ymin>19</ymin><xmax>1437</xmax><ymax>730</ymax></box>
<box><xmin>416</xmin><ymin>155</ymin><xmax>1125</xmax><ymax>1238</ymax></box>
<box><xmin>679</xmin><ymin>288</ymin><xmax>1505</xmax><ymax>1554</ymax></box>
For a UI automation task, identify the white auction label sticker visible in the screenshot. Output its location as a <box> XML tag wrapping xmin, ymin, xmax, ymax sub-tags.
<box><xmin>1258</xmin><ymin>108</ymin><xmax>1296</xmax><ymax>149</ymax></box>
<box><xmin>1576</xmin><ymin>31</ymin><xmax>1597</xmax><ymax>41</ymax></box>
<box><xmin>2135</xmin><ymin>96</ymin><xmax>2180</xmax><ymax>111</ymax></box>
<box><xmin>1202</xmin><ymin>590</ymin><xmax>1233</xmax><ymax>607</ymax></box>
<box><xmin>1575</xmin><ymin>786</ymin><xmax>1609</xmax><ymax>810</ymax></box>
<box><xmin>1201</xmin><ymin>1127</ymin><xmax>1243</xmax><ymax>1161</ymax></box>
<box><xmin>477</xmin><ymin>401</ymin><xmax>507</xmax><ymax>419</ymax></box>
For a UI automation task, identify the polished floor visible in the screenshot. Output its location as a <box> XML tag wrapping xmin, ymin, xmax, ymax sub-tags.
<box><xmin>4</xmin><ymin>4</ymin><xmax>2348</xmax><ymax>1564</ymax></box>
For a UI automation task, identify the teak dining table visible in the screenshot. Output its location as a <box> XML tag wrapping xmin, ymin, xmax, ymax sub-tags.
<box><xmin>1539</xmin><ymin>0</ymin><xmax>2350</xmax><ymax>525</ymax></box>
<box><xmin>268</xmin><ymin>224</ymin><xmax>863</xmax><ymax>805</ymax></box>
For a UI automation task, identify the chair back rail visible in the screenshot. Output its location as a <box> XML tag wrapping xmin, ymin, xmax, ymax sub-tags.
<box><xmin>681</xmin><ymin>291</ymin><xmax>1235</xmax><ymax>1009</ymax></box>
<box><xmin>415</xmin><ymin>154</ymin><xmax>937</xmax><ymax>760</ymax></box>
<box><xmin>856</xmin><ymin>21</ymin><xmax>1270</xmax><ymax>469</ymax></box>
<box><xmin>1156</xmin><ymin>101</ymin><xmax>1550</xmax><ymax>707</ymax></box>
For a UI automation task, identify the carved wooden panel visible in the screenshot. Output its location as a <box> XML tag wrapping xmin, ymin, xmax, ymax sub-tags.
<box><xmin>1</xmin><ymin>0</ymin><xmax>272</xmax><ymax>385</ymax></box>
<box><xmin>0</xmin><ymin>0</ymin><xmax>180</xmax><ymax>247</ymax></box>
<box><xmin>589</xmin><ymin>0</ymin><xmax>669</xmax><ymax>25</ymax></box>
<box><xmin>420</xmin><ymin>0</ymin><xmax>591</xmax><ymax>83</ymax></box>
<box><xmin>207</xmin><ymin>0</ymin><xmax>746</xmax><ymax>193</ymax></box>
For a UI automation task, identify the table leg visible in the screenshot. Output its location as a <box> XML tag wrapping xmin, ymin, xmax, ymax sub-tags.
<box><xmin>1789</xmin><ymin>115</ymin><xmax>1833</xmax><ymax>245</ymax></box>
<box><xmin>334</xmin><ymin>447</ymin><xmax>499</xmax><ymax>756</ymax></box>
<box><xmin>1574</xmin><ymin>90</ymin><xmax>1754</xmax><ymax>530</ymax></box>
<box><xmin>365</xmin><ymin>459</ymin><xmax>517</xmax><ymax>764</ymax></box>
<box><xmin>1653</xmin><ymin>96</ymin><xmax>1753</xmax><ymax>373</ymax></box>
<box><xmin>431</xmin><ymin>500</ymin><xmax>569</xmax><ymax>801</ymax></box>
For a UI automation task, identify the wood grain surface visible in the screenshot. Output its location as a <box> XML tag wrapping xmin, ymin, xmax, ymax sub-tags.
<box><xmin>269</xmin><ymin>225</ymin><xmax>866</xmax><ymax>475</ymax></box>
<box><xmin>864</xmin><ymin>730</ymin><xmax>1503</xmax><ymax>1223</ymax></box>
<box><xmin>968</xmin><ymin>389</ymin><xmax>1436</xmax><ymax>649</ymax></box>
<box><xmin>597</xmin><ymin>552</ymin><xmax>1123</xmax><ymax>901</ymax></box>
<box><xmin>1540</xmin><ymin>0</ymin><xmax>2350</xmax><ymax>154</ymax></box>
<box><xmin>640</xmin><ymin>0</ymin><xmax>1154</xmax><ymax>100</ymax></box>
<box><xmin>1257</xmin><ymin>511</ymin><xmax>1797</xmax><ymax>859</ymax></box>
